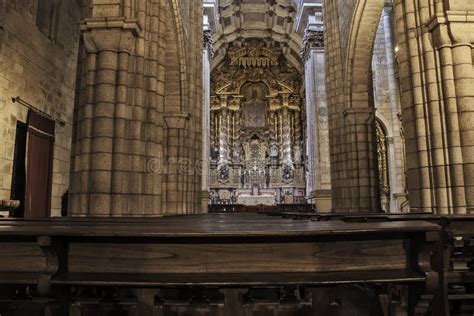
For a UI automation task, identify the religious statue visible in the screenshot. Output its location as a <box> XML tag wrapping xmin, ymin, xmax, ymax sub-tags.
<box><xmin>217</xmin><ymin>163</ymin><xmax>230</xmax><ymax>183</ymax></box>
<box><xmin>233</xmin><ymin>145</ymin><xmax>243</xmax><ymax>163</ymax></box>
<box><xmin>269</xmin><ymin>144</ymin><xmax>279</xmax><ymax>159</ymax></box>
<box><xmin>282</xmin><ymin>164</ymin><xmax>294</xmax><ymax>183</ymax></box>
<box><xmin>210</xmin><ymin>144</ymin><xmax>219</xmax><ymax>161</ymax></box>
<box><xmin>293</xmin><ymin>145</ymin><xmax>302</xmax><ymax>164</ymax></box>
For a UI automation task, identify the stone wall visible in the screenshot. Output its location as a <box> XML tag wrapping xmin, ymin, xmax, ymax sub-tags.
<box><xmin>0</xmin><ymin>0</ymin><xmax>81</xmax><ymax>216</ymax></box>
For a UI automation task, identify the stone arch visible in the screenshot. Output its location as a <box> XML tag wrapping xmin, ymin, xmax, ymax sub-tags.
<box><xmin>324</xmin><ymin>0</ymin><xmax>385</xmax><ymax>212</ymax></box>
<box><xmin>375</xmin><ymin>112</ymin><xmax>392</xmax><ymax>138</ymax></box>
<box><xmin>164</xmin><ymin>0</ymin><xmax>187</xmax><ymax>114</ymax></box>
<box><xmin>344</xmin><ymin>0</ymin><xmax>385</xmax><ymax>109</ymax></box>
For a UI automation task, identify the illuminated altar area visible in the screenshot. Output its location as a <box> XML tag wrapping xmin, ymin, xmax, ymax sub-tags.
<box><xmin>209</xmin><ymin>43</ymin><xmax>306</xmax><ymax>206</ymax></box>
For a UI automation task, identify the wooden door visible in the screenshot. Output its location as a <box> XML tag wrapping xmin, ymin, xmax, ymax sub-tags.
<box><xmin>24</xmin><ymin>111</ymin><xmax>55</xmax><ymax>218</ymax></box>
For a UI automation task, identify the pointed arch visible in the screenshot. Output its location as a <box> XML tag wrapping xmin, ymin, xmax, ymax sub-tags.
<box><xmin>164</xmin><ymin>0</ymin><xmax>187</xmax><ymax>113</ymax></box>
<box><xmin>324</xmin><ymin>0</ymin><xmax>386</xmax><ymax>212</ymax></box>
<box><xmin>344</xmin><ymin>0</ymin><xmax>385</xmax><ymax>109</ymax></box>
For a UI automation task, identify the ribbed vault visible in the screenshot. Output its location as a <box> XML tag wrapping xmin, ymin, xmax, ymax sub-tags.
<box><xmin>212</xmin><ymin>0</ymin><xmax>303</xmax><ymax>72</ymax></box>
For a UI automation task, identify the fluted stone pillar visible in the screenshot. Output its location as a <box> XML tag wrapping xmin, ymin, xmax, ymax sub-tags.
<box><xmin>393</xmin><ymin>0</ymin><xmax>474</xmax><ymax>214</ymax></box>
<box><xmin>450</xmin><ymin>35</ymin><xmax>474</xmax><ymax>214</ymax></box>
<box><xmin>302</xmin><ymin>24</ymin><xmax>332</xmax><ymax>212</ymax></box>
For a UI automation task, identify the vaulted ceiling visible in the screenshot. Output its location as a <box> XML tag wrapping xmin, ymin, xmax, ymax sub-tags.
<box><xmin>211</xmin><ymin>0</ymin><xmax>303</xmax><ymax>72</ymax></box>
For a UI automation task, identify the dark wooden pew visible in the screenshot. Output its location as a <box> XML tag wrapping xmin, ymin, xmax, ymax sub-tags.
<box><xmin>0</xmin><ymin>214</ymin><xmax>443</xmax><ymax>315</ymax></box>
<box><xmin>268</xmin><ymin>212</ymin><xmax>474</xmax><ymax>315</ymax></box>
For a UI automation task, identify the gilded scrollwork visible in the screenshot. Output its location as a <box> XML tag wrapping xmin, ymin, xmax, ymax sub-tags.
<box><xmin>211</xmin><ymin>43</ymin><xmax>301</xmax><ymax>97</ymax></box>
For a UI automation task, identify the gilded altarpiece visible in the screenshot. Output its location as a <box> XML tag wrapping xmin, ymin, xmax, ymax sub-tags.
<box><xmin>209</xmin><ymin>44</ymin><xmax>306</xmax><ymax>205</ymax></box>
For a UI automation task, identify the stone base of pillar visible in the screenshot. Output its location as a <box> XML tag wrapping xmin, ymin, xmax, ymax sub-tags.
<box><xmin>392</xmin><ymin>192</ymin><xmax>409</xmax><ymax>213</ymax></box>
<box><xmin>201</xmin><ymin>191</ymin><xmax>210</xmax><ymax>213</ymax></box>
<box><xmin>310</xmin><ymin>190</ymin><xmax>332</xmax><ymax>213</ymax></box>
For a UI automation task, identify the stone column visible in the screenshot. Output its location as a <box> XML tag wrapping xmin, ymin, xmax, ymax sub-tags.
<box><xmin>393</xmin><ymin>0</ymin><xmax>474</xmax><ymax>214</ymax></box>
<box><xmin>69</xmin><ymin>20</ymin><xmax>139</xmax><ymax>216</ymax></box>
<box><xmin>431</xmin><ymin>17</ymin><xmax>467</xmax><ymax>215</ymax></box>
<box><xmin>164</xmin><ymin>113</ymin><xmax>190</xmax><ymax>214</ymax></box>
<box><xmin>301</xmin><ymin>23</ymin><xmax>332</xmax><ymax>212</ymax></box>
<box><xmin>201</xmin><ymin>29</ymin><xmax>213</xmax><ymax>212</ymax></box>
<box><xmin>143</xmin><ymin>0</ymin><xmax>165</xmax><ymax>216</ymax></box>
<box><xmin>382</xmin><ymin>5</ymin><xmax>407</xmax><ymax>212</ymax></box>
<box><xmin>449</xmin><ymin>25</ymin><xmax>474</xmax><ymax>214</ymax></box>
<box><xmin>343</xmin><ymin>108</ymin><xmax>380</xmax><ymax>213</ymax></box>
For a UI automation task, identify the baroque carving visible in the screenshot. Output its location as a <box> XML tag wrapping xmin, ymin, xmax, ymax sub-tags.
<box><xmin>228</xmin><ymin>42</ymin><xmax>280</xmax><ymax>68</ymax></box>
<box><xmin>217</xmin><ymin>163</ymin><xmax>230</xmax><ymax>183</ymax></box>
<box><xmin>282</xmin><ymin>164</ymin><xmax>294</xmax><ymax>183</ymax></box>
<box><xmin>301</xmin><ymin>30</ymin><xmax>324</xmax><ymax>61</ymax></box>
<box><xmin>211</xmin><ymin>44</ymin><xmax>301</xmax><ymax>96</ymax></box>
<box><xmin>203</xmin><ymin>29</ymin><xmax>214</xmax><ymax>59</ymax></box>
<box><xmin>210</xmin><ymin>43</ymin><xmax>305</xmax><ymax>204</ymax></box>
<box><xmin>376</xmin><ymin>120</ymin><xmax>390</xmax><ymax>196</ymax></box>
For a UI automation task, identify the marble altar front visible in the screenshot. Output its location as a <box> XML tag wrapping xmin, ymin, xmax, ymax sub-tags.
<box><xmin>236</xmin><ymin>194</ymin><xmax>276</xmax><ymax>206</ymax></box>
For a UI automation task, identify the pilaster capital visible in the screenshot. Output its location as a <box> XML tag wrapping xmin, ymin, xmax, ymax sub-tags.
<box><xmin>203</xmin><ymin>30</ymin><xmax>214</xmax><ymax>60</ymax></box>
<box><xmin>80</xmin><ymin>17</ymin><xmax>140</xmax><ymax>53</ymax></box>
<box><xmin>300</xmin><ymin>30</ymin><xmax>324</xmax><ymax>61</ymax></box>
<box><xmin>342</xmin><ymin>108</ymin><xmax>376</xmax><ymax>125</ymax></box>
<box><xmin>428</xmin><ymin>12</ymin><xmax>474</xmax><ymax>47</ymax></box>
<box><xmin>164</xmin><ymin>112</ymin><xmax>191</xmax><ymax>129</ymax></box>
